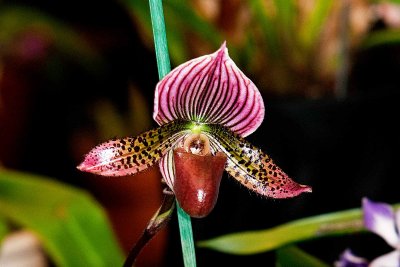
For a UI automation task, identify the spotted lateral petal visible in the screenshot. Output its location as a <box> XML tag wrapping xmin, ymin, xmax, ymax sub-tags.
<box><xmin>205</xmin><ymin>124</ymin><xmax>312</xmax><ymax>198</ymax></box>
<box><xmin>153</xmin><ymin>42</ymin><xmax>265</xmax><ymax>137</ymax></box>
<box><xmin>77</xmin><ymin>121</ymin><xmax>189</xmax><ymax>176</ymax></box>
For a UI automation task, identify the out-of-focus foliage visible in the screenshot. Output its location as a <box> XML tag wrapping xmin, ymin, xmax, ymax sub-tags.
<box><xmin>92</xmin><ymin>84</ymin><xmax>152</xmax><ymax>140</ymax></box>
<box><xmin>1</xmin><ymin>1</ymin><xmax>400</xmax><ymax>266</ymax></box>
<box><xmin>0</xmin><ymin>4</ymin><xmax>152</xmax><ymax>266</ymax></box>
<box><xmin>0</xmin><ymin>4</ymin><xmax>152</xmax><ymax>136</ymax></box>
<box><xmin>198</xmin><ymin>206</ymin><xmax>365</xmax><ymax>255</ymax></box>
<box><xmin>0</xmin><ymin>216</ymin><xmax>8</xmax><ymax>242</ymax></box>
<box><xmin>124</xmin><ymin>0</ymin><xmax>400</xmax><ymax>98</ymax></box>
<box><xmin>276</xmin><ymin>246</ymin><xmax>330</xmax><ymax>267</ymax></box>
<box><xmin>199</xmin><ymin>201</ymin><xmax>400</xmax><ymax>265</ymax></box>
<box><xmin>0</xmin><ymin>169</ymin><xmax>125</xmax><ymax>267</ymax></box>
<box><xmin>0</xmin><ymin>5</ymin><xmax>103</xmax><ymax>73</ymax></box>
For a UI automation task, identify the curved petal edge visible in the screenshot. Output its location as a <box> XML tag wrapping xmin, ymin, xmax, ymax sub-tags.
<box><xmin>77</xmin><ymin>121</ymin><xmax>189</xmax><ymax>177</ymax></box>
<box><xmin>153</xmin><ymin>42</ymin><xmax>265</xmax><ymax>137</ymax></box>
<box><xmin>205</xmin><ymin>124</ymin><xmax>312</xmax><ymax>199</ymax></box>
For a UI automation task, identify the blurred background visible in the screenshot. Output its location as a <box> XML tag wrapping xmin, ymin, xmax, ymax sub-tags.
<box><xmin>1</xmin><ymin>0</ymin><xmax>400</xmax><ymax>266</ymax></box>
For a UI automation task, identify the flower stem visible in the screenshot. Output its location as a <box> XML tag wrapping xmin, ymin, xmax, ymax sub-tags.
<box><xmin>177</xmin><ymin>201</ymin><xmax>197</xmax><ymax>267</ymax></box>
<box><xmin>148</xmin><ymin>0</ymin><xmax>171</xmax><ymax>79</ymax></box>
<box><xmin>148</xmin><ymin>0</ymin><xmax>197</xmax><ymax>266</ymax></box>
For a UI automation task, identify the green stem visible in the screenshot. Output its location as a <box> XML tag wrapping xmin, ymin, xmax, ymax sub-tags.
<box><xmin>148</xmin><ymin>0</ymin><xmax>197</xmax><ymax>266</ymax></box>
<box><xmin>177</xmin><ymin>202</ymin><xmax>197</xmax><ymax>267</ymax></box>
<box><xmin>149</xmin><ymin>0</ymin><xmax>171</xmax><ymax>79</ymax></box>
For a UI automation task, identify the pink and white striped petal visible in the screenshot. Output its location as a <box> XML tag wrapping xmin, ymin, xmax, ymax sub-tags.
<box><xmin>159</xmin><ymin>150</ymin><xmax>175</xmax><ymax>190</ymax></box>
<box><xmin>153</xmin><ymin>42</ymin><xmax>265</xmax><ymax>137</ymax></box>
<box><xmin>362</xmin><ymin>198</ymin><xmax>400</xmax><ymax>248</ymax></box>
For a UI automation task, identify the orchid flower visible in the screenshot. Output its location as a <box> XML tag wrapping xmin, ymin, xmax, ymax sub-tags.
<box><xmin>334</xmin><ymin>198</ymin><xmax>400</xmax><ymax>267</ymax></box>
<box><xmin>334</xmin><ymin>249</ymin><xmax>368</xmax><ymax>267</ymax></box>
<box><xmin>361</xmin><ymin>197</ymin><xmax>400</xmax><ymax>267</ymax></box>
<box><xmin>78</xmin><ymin>44</ymin><xmax>312</xmax><ymax>265</ymax></box>
<box><xmin>78</xmin><ymin>42</ymin><xmax>311</xmax><ymax>219</ymax></box>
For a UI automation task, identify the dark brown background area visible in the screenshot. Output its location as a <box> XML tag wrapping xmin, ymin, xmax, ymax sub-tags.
<box><xmin>1</xmin><ymin>1</ymin><xmax>400</xmax><ymax>266</ymax></box>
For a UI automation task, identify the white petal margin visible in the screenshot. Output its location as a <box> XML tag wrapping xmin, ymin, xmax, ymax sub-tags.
<box><xmin>159</xmin><ymin>150</ymin><xmax>175</xmax><ymax>191</ymax></box>
<box><xmin>153</xmin><ymin>42</ymin><xmax>265</xmax><ymax>138</ymax></box>
<box><xmin>363</xmin><ymin>198</ymin><xmax>400</xmax><ymax>248</ymax></box>
<box><xmin>369</xmin><ymin>250</ymin><xmax>400</xmax><ymax>267</ymax></box>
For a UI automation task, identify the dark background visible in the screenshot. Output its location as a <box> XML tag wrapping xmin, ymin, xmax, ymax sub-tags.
<box><xmin>1</xmin><ymin>1</ymin><xmax>399</xmax><ymax>266</ymax></box>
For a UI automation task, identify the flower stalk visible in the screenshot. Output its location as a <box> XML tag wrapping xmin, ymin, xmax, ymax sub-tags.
<box><xmin>148</xmin><ymin>0</ymin><xmax>197</xmax><ymax>266</ymax></box>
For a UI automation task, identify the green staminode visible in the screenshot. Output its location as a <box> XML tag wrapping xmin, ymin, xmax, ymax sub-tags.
<box><xmin>190</xmin><ymin>122</ymin><xmax>207</xmax><ymax>134</ymax></box>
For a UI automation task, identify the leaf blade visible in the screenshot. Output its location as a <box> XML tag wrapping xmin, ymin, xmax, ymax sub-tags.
<box><xmin>276</xmin><ymin>245</ymin><xmax>330</xmax><ymax>267</ymax></box>
<box><xmin>197</xmin><ymin>207</ymin><xmax>366</xmax><ymax>255</ymax></box>
<box><xmin>0</xmin><ymin>170</ymin><xmax>124</xmax><ymax>267</ymax></box>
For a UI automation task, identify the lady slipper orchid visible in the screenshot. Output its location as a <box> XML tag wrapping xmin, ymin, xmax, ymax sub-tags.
<box><xmin>77</xmin><ymin>42</ymin><xmax>311</xmax><ymax>219</ymax></box>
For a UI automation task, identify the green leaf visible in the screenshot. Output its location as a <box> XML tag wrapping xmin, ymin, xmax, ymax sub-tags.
<box><xmin>198</xmin><ymin>207</ymin><xmax>365</xmax><ymax>255</ymax></box>
<box><xmin>123</xmin><ymin>0</ymin><xmax>222</xmax><ymax>66</ymax></box>
<box><xmin>165</xmin><ymin>0</ymin><xmax>222</xmax><ymax>48</ymax></box>
<box><xmin>372</xmin><ymin>0</ymin><xmax>400</xmax><ymax>3</ymax></box>
<box><xmin>198</xmin><ymin>202</ymin><xmax>400</xmax><ymax>255</ymax></box>
<box><xmin>274</xmin><ymin>0</ymin><xmax>295</xmax><ymax>38</ymax></box>
<box><xmin>249</xmin><ymin>0</ymin><xmax>281</xmax><ymax>58</ymax></box>
<box><xmin>362</xmin><ymin>29</ymin><xmax>400</xmax><ymax>49</ymax></box>
<box><xmin>299</xmin><ymin>0</ymin><xmax>333</xmax><ymax>50</ymax></box>
<box><xmin>162</xmin><ymin>12</ymin><xmax>190</xmax><ymax>64</ymax></box>
<box><xmin>162</xmin><ymin>0</ymin><xmax>223</xmax><ymax>65</ymax></box>
<box><xmin>0</xmin><ymin>6</ymin><xmax>104</xmax><ymax>73</ymax></box>
<box><xmin>0</xmin><ymin>215</ymin><xmax>10</xmax><ymax>243</ymax></box>
<box><xmin>124</xmin><ymin>0</ymin><xmax>153</xmax><ymax>40</ymax></box>
<box><xmin>0</xmin><ymin>169</ymin><xmax>124</xmax><ymax>267</ymax></box>
<box><xmin>276</xmin><ymin>246</ymin><xmax>330</xmax><ymax>267</ymax></box>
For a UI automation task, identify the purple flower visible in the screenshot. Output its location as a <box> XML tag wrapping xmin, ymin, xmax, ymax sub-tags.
<box><xmin>362</xmin><ymin>197</ymin><xmax>400</xmax><ymax>267</ymax></box>
<box><xmin>335</xmin><ymin>249</ymin><xmax>368</xmax><ymax>267</ymax></box>
<box><xmin>77</xmin><ymin>42</ymin><xmax>311</xmax><ymax>218</ymax></box>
